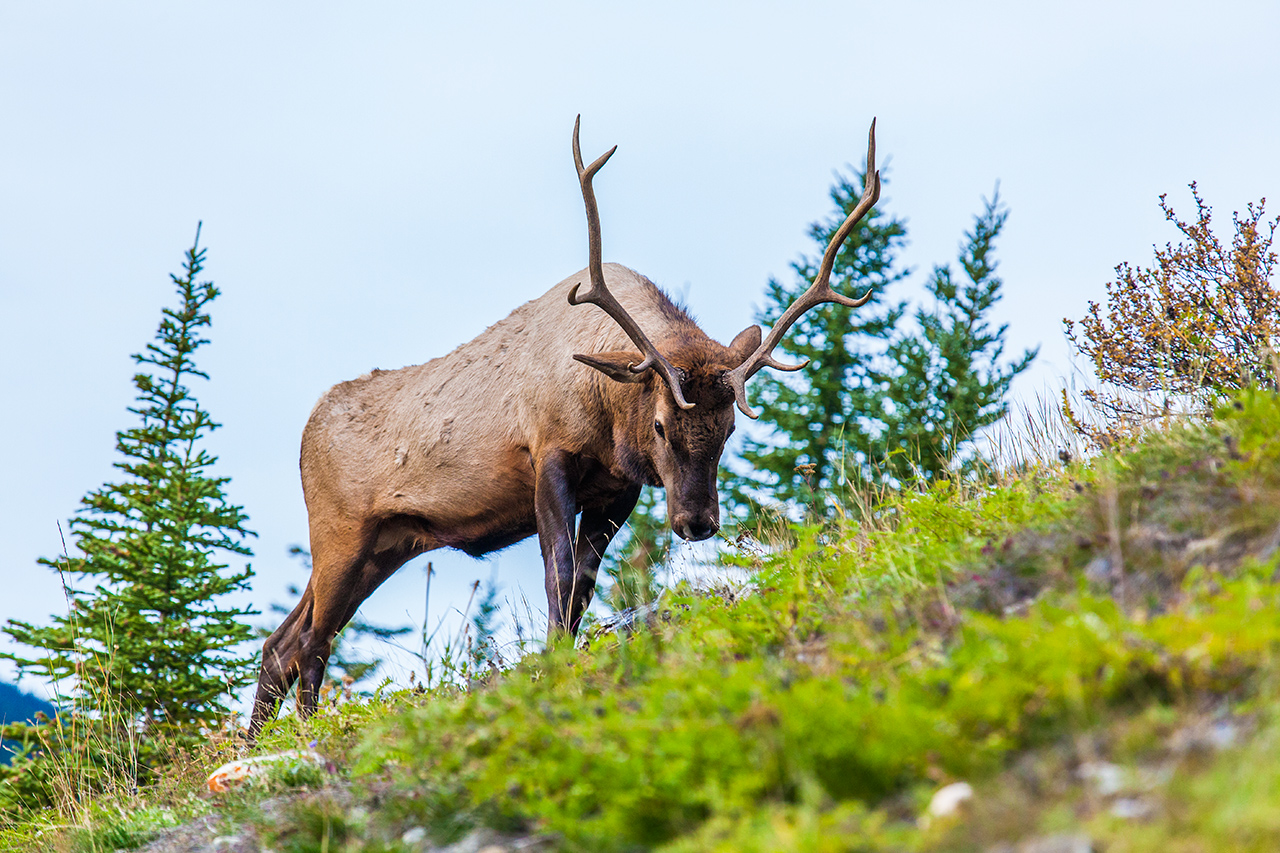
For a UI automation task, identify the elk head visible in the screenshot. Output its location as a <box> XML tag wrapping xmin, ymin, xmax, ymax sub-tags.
<box><xmin>569</xmin><ymin>116</ymin><xmax>882</xmax><ymax>540</ymax></box>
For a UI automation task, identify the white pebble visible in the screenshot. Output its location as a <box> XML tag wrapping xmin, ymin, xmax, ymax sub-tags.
<box><xmin>927</xmin><ymin>781</ymin><xmax>974</xmax><ymax>818</ymax></box>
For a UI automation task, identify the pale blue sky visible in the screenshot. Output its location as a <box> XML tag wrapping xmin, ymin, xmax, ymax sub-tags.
<box><xmin>3</xmin><ymin>1</ymin><xmax>1278</xmax><ymax>699</ymax></box>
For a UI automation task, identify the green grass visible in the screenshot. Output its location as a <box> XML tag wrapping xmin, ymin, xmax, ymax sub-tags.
<box><xmin>6</xmin><ymin>389</ymin><xmax>1280</xmax><ymax>851</ymax></box>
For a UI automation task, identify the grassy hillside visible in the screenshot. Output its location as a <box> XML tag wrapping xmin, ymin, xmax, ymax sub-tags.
<box><xmin>5</xmin><ymin>391</ymin><xmax>1280</xmax><ymax>851</ymax></box>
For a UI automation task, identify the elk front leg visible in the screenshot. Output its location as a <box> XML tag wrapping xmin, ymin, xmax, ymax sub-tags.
<box><xmin>534</xmin><ymin>449</ymin><xmax>582</xmax><ymax>636</ymax></box>
<box><xmin>567</xmin><ymin>484</ymin><xmax>642</xmax><ymax>632</ymax></box>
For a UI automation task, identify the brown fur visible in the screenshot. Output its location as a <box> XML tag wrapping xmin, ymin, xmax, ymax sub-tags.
<box><xmin>249</xmin><ymin>263</ymin><xmax>759</xmax><ymax>737</ymax></box>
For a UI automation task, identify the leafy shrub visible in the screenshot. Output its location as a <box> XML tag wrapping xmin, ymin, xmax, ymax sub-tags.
<box><xmin>356</xmin><ymin>555</ymin><xmax>1280</xmax><ymax>851</ymax></box>
<box><xmin>1065</xmin><ymin>185</ymin><xmax>1278</xmax><ymax>443</ymax></box>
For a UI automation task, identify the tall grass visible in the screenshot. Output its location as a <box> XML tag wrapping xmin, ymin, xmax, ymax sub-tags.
<box><xmin>0</xmin><ymin>552</ymin><xmax>245</xmax><ymax>848</ymax></box>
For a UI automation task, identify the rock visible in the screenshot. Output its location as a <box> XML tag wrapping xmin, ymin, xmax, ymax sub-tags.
<box><xmin>1031</xmin><ymin>834</ymin><xmax>1093</xmax><ymax>853</ymax></box>
<box><xmin>1110</xmin><ymin>797</ymin><xmax>1153</xmax><ymax>819</ymax></box>
<box><xmin>206</xmin><ymin>749</ymin><xmax>327</xmax><ymax>793</ymax></box>
<box><xmin>1001</xmin><ymin>834</ymin><xmax>1095</xmax><ymax>853</ymax></box>
<box><xmin>1170</xmin><ymin>716</ymin><xmax>1240</xmax><ymax>753</ymax></box>
<box><xmin>136</xmin><ymin>814</ymin><xmax>254</xmax><ymax>853</ymax></box>
<box><xmin>1077</xmin><ymin>761</ymin><xmax>1125</xmax><ymax>796</ymax></box>
<box><xmin>1206</xmin><ymin>719</ymin><xmax>1239</xmax><ymax>749</ymax></box>
<box><xmin>1084</xmin><ymin>556</ymin><xmax>1112</xmax><ymax>582</ymax></box>
<box><xmin>928</xmin><ymin>781</ymin><xmax>975</xmax><ymax>818</ymax></box>
<box><xmin>921</xmin><ymin>781</ymin><xmax>974</xmax><ymax>828</ymax></box>
<box><xmin>440</xmin><ymin>829</ymin><xmax>507</xmax><ymax>853</ymax></box>
<box><xmin>436</xmin><ymin>829</ymin><xmax>557</xmax><ymax>852</ymax></box>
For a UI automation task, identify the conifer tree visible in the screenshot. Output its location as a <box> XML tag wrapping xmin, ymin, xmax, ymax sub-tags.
<box><xmin>725</xmin><ymin>177</ymin><xmax>1033</xmax><ymax>525</ymax></box>
<box><xmin>726</xmin><ymin>166</ymin><xmax>909</xmax><ymax>524</ymax></box>
<box><xmin>866</xmin><ymin>190</ymin><xmax>1036</xmax><ymax>484</ymax></box>
<box><xmin>2</xmin><ymin>225</ymin><xmax>257</xmax><ymax>736</ymax></box>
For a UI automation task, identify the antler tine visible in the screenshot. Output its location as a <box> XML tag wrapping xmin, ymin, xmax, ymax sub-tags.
<box><xmin>567</xmin><ymin>116</ymin><xmax>693</xmax><ymax>410</ymax></box>
<box><xmin>724</xmin><ymin>119</ymin><xmax>882</xmax><ymax>419</ymax></box>
<box><xmin>570</xmin><ymin>114</ymin><xmax>617</xmax><ymax>303</ymax></box>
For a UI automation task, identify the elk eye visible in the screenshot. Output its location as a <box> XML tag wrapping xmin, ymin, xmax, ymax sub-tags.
<box><xmin>654</xmin><ymin>420</ymin><xmax>666</xmax><ymax>439</ymax></box>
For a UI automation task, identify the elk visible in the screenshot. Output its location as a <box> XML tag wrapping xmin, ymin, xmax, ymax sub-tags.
<box><xmin>249</xmin><ymin>117</ymin><xmax>881</xmax><ymax>738</ymax></box>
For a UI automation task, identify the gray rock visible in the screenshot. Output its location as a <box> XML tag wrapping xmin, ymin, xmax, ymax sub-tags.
<box><xmin>1110</xmin><ymin>797</ymin><xmax>1153</xmax><ymax>819</ymax></box>
<box><xmin>1084</xmin><ymin>556</ymin><xmax>1112</xmax><ymax>582</ymax></box>
<box><xmin>1077</xmin><ymin>760</ymin><xmax>1125</xmax><ymax>796</ymax></box>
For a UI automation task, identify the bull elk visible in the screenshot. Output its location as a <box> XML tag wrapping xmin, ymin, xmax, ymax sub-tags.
<box><xmin>250</xmin><ymin>117</ymin><xmax>882</xmax><ymax>737</ymax></box>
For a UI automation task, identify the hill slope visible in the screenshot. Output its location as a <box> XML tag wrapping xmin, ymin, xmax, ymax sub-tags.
<box><xmin>6</xmin><ymin>391</ymin><xmax>1280</xmax><ymax>852</ymax></box>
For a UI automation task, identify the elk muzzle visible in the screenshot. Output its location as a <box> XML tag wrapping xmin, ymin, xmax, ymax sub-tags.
<box><xmin>671</xmin><ymin>509</ymin><xmax>720</xmax><ymax>542</ymax></box>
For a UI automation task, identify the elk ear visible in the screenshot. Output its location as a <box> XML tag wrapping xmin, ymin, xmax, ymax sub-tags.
<box><xmin>573</xmin><ymin>351</ymin><xmax>649</xmax><ymax>384</ymax></box>
<box><xmin>727</xmin><ymin>325</ymin><xmax>762</xmax><ymax>367</ymax></box>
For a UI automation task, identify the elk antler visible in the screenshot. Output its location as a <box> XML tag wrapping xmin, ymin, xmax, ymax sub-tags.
<box><xmin>724</xmin><ymin>119</ymin><xmax>882</xmax><ymax>419</ymax></box>
<box><xmin>567</xmin><ymin>116</ymin><xmax>693</xmax><ymax>410</ymax></box>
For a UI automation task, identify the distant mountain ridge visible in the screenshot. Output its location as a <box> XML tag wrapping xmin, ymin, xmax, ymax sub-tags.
<box><xmin>0</xmin><ymin>681</ymin><xmax>55</xmax><ymax>726</ymax></box>
<box><xmin>0</xmin><ymin>681</ymin><xmax>57</xmax><ymax>766</ymax></box>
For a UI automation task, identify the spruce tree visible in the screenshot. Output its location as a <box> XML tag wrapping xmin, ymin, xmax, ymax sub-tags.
<box><xmin>725</xmin><ymin>177</ymin><xmax>1034</xmax><ymax>525</ymax></box>
<box><xmin>866</xmin><ymin>190</ymin><xmax>1037</xmax><ymax>484</ymax></box>
<box><xmin>2</xmin><ymin>225</ymin><xmax>257</xmax><ymax>736</ymax></box>
<box><xmin>726</xmin><ymin>166</ymin><xmax>909</xmax><ymax>524</ymax></box>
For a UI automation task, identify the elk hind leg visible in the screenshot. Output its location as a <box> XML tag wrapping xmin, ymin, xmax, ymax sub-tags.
<box><xmin>250</xmin><ymin>587</ymin><xmax>314</xmax><ymax>739</ymax></box>
<box><xmin>249</xmin><ymin>528</ymin><xmax>369</xmax><ymax>738</ymax></box>
<box><xmin>294</xmin><ymin>539</ymin><xmax>422</xmax><ymax>719</ymax></box>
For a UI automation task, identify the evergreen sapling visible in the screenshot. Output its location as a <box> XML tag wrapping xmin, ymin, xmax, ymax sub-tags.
<box><xmin>867</xmin><ymin>189</ymin><xmax>1037</xmax><ymax>484</ymax></box>
<box><xmin>726</xmin><ymin>175</ymin><xmax>1034</xmax><ymax>526</ymax></box>
<box><xmin>726</xmin><ymin>165</ymin><xmax>908</xmax><ymax>524</ymax></box>
<box><xmin>3</xmin><ymin>225</ymin><xmax>257</xmax><ymax>741</ymax></box>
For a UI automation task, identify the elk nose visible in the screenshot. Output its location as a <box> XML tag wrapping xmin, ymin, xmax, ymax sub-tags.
<box><xmin>673</xmin><ymin>515</ymin><xmax>719</xmax><ymax>542</ymax></box>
